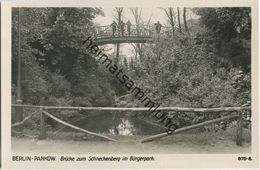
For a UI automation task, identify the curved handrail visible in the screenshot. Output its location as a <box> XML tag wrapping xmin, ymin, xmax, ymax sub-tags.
<box><xmin>93</xmin><ymin>24</ymin><xmax>172</xmax><ymax>40</ymax></box>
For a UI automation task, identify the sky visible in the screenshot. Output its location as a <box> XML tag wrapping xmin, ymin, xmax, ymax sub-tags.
<box><xmin>94</xmin><ymin>7</ymin><xmax>170</xmax><ymax>26</ymax></box>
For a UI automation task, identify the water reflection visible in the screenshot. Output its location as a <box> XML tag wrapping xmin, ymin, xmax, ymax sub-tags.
<box><xmin>109</xmin><ymin>118</ymin><xmax>135</xmax><ymax>136</ymax></box>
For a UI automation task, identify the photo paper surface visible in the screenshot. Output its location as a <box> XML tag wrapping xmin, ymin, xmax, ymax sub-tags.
<box><xmin>1</xmin><ymin>0</ymin><xmax>259</xmax><ymax>169</ymax></box>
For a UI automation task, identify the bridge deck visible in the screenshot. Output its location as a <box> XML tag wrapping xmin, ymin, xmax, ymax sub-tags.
<box><xmin>95</xmin><ymin>36</ymin><xmax>154</xmax><ymax>45</ymax></box>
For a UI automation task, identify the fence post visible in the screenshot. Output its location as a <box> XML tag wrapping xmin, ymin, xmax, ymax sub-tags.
<box><xmin>39</xmin><ymin>108</ymin><xmax>46</xmax><ymax>140</ymax></box>
<box><xmin>236</xmin><ymin>111</ymin><xmax>243</xmax><ymax>146</ymax></box>
<box><xmin>15</xmin><ymin>101</ymin><xmax>24</xmax><ymax>123</ymax></box>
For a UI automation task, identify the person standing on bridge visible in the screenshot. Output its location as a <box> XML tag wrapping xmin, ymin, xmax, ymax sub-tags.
<box><xmin>155</xmin><ymin>21</ymin><xmax>162</xmax><ymax>34</ymax></box>
<box><xmin>126</xmin><ymin>20</ymin><xmax>132</xmax><ymax>36</ymax></box>
<box><xmin>111</xmin><ymin>21</ymin><xmax>117</xmax><ymax>37</ymax></box>
<box><xmin>120</xmin><ymin>21</ymin><xmax>125</xmax><ymax>36</ymax></box>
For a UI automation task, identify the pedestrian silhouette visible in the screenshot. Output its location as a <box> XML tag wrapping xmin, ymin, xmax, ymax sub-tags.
<box><xmin>155</xmin><ymin>21</ymin><xmax>162</xmax><ymax>34</ymax></box>
<box><xmin>126</xmin><ymin>20</ymin><xmax>132</xmax><ymax>36</ymax></box>
<box><xmin>111</xmin><ymin>21</ymin><xmax>117</xmax><ymax>36</ymax></box>
<box><xmin>120</xmin><ymin>21</ymin><xmax>125</xmax><ymax>36</ymax></box>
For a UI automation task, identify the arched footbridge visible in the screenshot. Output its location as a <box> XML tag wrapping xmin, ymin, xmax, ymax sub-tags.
<box><xmin>92</xmin><ymin>25</ymin><xmax>170</xmax><ymax>45</ymax></box>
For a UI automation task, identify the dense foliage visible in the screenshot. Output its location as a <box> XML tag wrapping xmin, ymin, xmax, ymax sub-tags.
<box><xmin>117</xmin><ymin>8</ymin><xmax>251</xmax><ymax>127</ymax></box>
<box><xmin>12</xmin><ymin>8</ymin><xmax>119</xmax><ymax>108</ymax></box>
<box><xmin>12</xmin><ymin>8</ymin><xmax>251</xmax><ymax>129</ymax></box>
<box><xmin>194</xmin><ymin>7</ymin><xmax>251</xmax><ymax>70</ymax></box>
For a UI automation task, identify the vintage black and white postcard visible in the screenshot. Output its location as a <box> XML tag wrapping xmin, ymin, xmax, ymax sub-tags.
<box><xmin>1</xmin><ymin>0</ymin><xmax>259</xmax><ymax>169</ymax></box>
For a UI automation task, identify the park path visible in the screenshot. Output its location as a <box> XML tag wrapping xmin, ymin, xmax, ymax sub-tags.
<box><xmin>12</xmin><ymin>133</ymin><xmax>251</xmax><ymax>154</ymax></box>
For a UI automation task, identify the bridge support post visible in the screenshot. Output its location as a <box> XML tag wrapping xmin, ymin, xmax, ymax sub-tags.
<box><xmin>39</xmin><ymin>109</ymin><xmax>46</xmax><ymax>140</ymax></box>
<box><xmin>236</xmin><ymin>111</ymin><xmax>243</xmax><ymax>146</ymax></box>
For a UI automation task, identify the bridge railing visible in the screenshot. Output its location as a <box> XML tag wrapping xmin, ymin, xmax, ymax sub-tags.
<box><xmin>93</xmin><ymin>24</ymin><xmax>172</xmax><ymax>39</ymax></box>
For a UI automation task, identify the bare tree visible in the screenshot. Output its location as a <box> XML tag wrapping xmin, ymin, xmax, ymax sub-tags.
<box><xmin>113</xmin><ymin>7</ymin><xmax>124</xmax><ymax>64</ymax></box>
<box><xmin>130</xmin><ymin>8</ymin><xmax>143</xmax><ymax>62</ymax></box>
<box><xmin>162</xmin><ymin>7</ymin><xmax>175</xmax><ymax>36</ymax></box>
<box><xmin>177</xmin><ymin>7</ymin><xmax>182</xmax><ymax>33</ymax></box>
<box><xmin>130</xmin><ymin>8</ymin><xmax>142</xmax><ymax>35</ymax></box>
<box><xmin>183</xmin><ymin>7</ymin><xmax>190</xmax><ymax>34</ymax></box>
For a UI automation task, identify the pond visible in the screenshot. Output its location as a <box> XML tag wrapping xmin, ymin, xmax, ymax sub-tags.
<box><xmin>54</xmin><ymin>111</ymin><xmax>165</xmax><ymax>136</ymax></box>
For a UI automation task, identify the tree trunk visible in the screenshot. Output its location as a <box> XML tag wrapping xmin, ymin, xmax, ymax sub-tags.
<box><xmin>116</xmin><ymin>14</ymin><xmax>121</xmax><ymax>64</ymax></box>
<box><xmin>16</xmin><ymin>8</ymin><xmax>23</xmax><ymax>123</ymax></box>
<box><xmin>114</xmin><ymin>8</ymin><xmax>123</xmax><ymax>64</ymax></box>
<box><xmin>183</xmin><ymin>7</ymin><xmax>190</xmax><ymax>34</ymax></box>
<box><xmin>162</xmin><ymin>8</ymin><xmax>175</xmax><ymax>36</ymax></box>
<box><xmin>130</xmin><ymin>8</ymin><xmax>143</xmax><ymax>61</ymax></box>
<box><xmin>115</xmin><ymin>43</ymin><xmax>120</xmax><ymax>64</ymax></box>
<box><xmin>137</xmin><ymin>43</ymin><xmax>142</xmax><ymax>62</ymax></box>
<box><xmin>177</xmin><ymin>7</ymin><xmax>182</xmax><ymax>33</ymax></box>
<box><xmin>169</xmin><ymin>8</ymin><xmax>175</xmax><ymax>36</ymax></box>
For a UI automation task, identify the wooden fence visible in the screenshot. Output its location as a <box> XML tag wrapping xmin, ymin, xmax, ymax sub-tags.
<box><xmin>11</xmin><ymin>104</ymin><xmax>251</xmax><ymax>146</ymax></box>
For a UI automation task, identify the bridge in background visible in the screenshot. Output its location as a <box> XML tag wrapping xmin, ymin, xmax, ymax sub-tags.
<box><xmin>93</xmin><ymin>25</ymin><xmax>171</xmax><ymax>45</ymax></box>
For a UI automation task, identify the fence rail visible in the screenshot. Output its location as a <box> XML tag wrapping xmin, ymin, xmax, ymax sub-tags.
<box><xmin>140</xmin><ymin>114</ymin><xmax>239</xmax><ymax>143</ymax></box>
<box><xmin>42</xmin><ymin>110</ymin><xmax>117</xmax><ymax>141</ymax></box>
<box><xmin>11</xmin><ymin>104</ymin><xmax>250</xmax><ymax>112</ymax></box>
<box><xmin>11</xmin><ymin>104</ymin><xmax>250</xmax><ymax>146</ymax></box>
